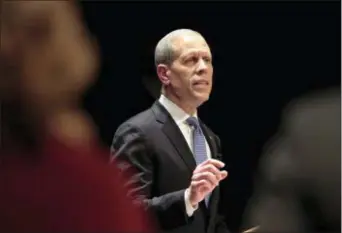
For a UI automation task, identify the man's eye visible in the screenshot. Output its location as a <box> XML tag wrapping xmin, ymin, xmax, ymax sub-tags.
<box><xmin>186</xmin><ymin>56</ymin><xmax>197</xmax><ymax>64</ymax></box>
<box><xmin>203</xmin><ymin>57</ymin><xmax>212</xmax><ymax>63</ymax></box>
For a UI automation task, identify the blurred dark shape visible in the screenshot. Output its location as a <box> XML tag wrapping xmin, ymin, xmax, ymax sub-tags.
<box><xmin>0</xmin><ymin>1</ymin><xmax>154</xmax><ymax>232</ymax></box>
<box><xmin>142</xmin><ymin>75</ymin><xmax>161</xmax><ymax>100</ymax></box>
<box><xmin>242</xmin><ymin>87</ymin><xmax>340</xmax><ymax>233</ymax></box>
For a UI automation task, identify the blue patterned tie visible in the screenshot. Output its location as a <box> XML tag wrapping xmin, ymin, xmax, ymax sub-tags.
<box><xmin>186</xmin><ymin>116</ymin><xmax>210</xmax><ymax>206</ymax></box>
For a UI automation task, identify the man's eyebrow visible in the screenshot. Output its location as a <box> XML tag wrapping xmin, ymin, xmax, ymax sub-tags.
<box><xmin>183</xmin><ymin>51</ymin><xmax>197</xmax><ymax>57</ymax></box>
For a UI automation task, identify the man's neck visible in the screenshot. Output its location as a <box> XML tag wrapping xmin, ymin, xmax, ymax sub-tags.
<box><xmin>162</xmin><ymin>92</ymin><xmax>197</xmax><ymax>116</ymax></box>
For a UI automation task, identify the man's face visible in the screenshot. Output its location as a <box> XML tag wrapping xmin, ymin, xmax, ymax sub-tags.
<box><xmin>167</xmin><ymin>34</ymin><xmax>213</xmax><ymax>107</ymax></box>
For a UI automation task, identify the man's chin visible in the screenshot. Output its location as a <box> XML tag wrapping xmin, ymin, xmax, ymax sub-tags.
<box><xmin>193</xmin><ymin>93</ymin><xmax>210</xmax><ymax>106</ymax></box>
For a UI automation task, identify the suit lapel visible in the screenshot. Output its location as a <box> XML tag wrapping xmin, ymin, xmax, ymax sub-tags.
<box><xmin>199</xmin><ymin>121</ymin><xmax>222</xmax><ymax>212</ymax></box>
<box><xmin>152</xmin><ymin>101</ymin><xmax>197</xmax><ymax>171</ymax></box>
<box><xmin>200</xmin><ymin>121</ymin><xmax>218</xmax><ymax>160</ymax></box>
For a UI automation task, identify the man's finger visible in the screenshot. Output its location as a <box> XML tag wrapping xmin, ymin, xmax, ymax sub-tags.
<box><xmin>219</xmin><ymin>170</ymin><xmax>228</xmax><ymax>180</ymax></box>
<box><xmin>191</xmin><ymin>180</ymin><xmax>211</xmax><ymax>191</ymax></box>
<box><xmin>192</xmin><ymin>172</ymin><xmax>218</xmax><ymax>187</ymax></box>
<box><xmin>197</xmin><ymin>159</ymin><xmax>225</xmax><ymax>169</ymax></box>
<box><xmin>194</xmin><ymin>164</ymin><xmax>221</xmax><ymax>180</ymax></box>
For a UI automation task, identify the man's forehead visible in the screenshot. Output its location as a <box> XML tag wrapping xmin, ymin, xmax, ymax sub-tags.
<box><xmin>181</xmin><ymin>47</ymin><xmax>211</xmax><ymax>57</ymax></box>
<box><xmin>172</xmin><ymin>34</ymin><xmax>210</xmax><ymax>55</ymax></box>
<box><xmin>173</xmin><ymin>33</ymin><xmax>208</xmax><ymax>46</ymax></box>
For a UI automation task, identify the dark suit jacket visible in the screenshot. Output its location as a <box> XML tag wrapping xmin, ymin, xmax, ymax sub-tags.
<box><xmin>243</xmin><ymin>88</ymin><xmax>340</xmax><ymax>233</ymax></box>
<box><xmin>111</xmin><ymin>101</ymin><xmax>229</xmax><ymax>233</ymax></box>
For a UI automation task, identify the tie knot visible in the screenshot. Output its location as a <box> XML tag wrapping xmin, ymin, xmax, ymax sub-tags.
<box><xmin>186</xmin><ymin>116</ymin><xmax>200</xmax><ymax>129</ymax></box>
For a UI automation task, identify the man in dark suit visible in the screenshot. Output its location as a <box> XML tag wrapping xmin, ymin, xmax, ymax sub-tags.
<box><xmin>243</xmin><ymin>88</ymin><xmax>340</xmax><ymax>233</ymax></box>
<box><xmin>111</xmin><ymin>29</ymin><xmax>230</xmax><ymax>233</ymax></box>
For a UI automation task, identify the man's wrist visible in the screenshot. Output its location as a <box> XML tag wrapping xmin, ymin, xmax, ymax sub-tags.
<box><xmin>185</xmin><ymin>188</ymin><xmax>198</xmax><ymax>208</ymax></box>
<box><xmin>184</xmin><ymin>188</ymin><xmax>198</xmax><ymax>217</ymax></box>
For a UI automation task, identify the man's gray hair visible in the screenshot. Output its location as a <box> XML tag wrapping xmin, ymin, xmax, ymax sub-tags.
<box><xmin>154</xmin><ymin>29</ymin><xmax>201</xmax><ymax>67</ymax></box>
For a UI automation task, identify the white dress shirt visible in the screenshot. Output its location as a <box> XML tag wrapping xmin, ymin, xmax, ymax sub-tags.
<box><xmin>158</xmin><ymin>94</ymin><xmax>211</xmax><ymax>217</ymax></box>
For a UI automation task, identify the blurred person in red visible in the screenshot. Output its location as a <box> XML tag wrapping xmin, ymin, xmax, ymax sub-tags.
<box><xmin>0</xmin><ymin>1</ymin><xmax>154</xmax><ymax>232</ymax></box>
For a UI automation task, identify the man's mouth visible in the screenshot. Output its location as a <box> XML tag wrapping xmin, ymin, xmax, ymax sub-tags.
<box><xmin>193</xmin><ymin>80</ymin><xmax>209</xmax><ymax>86</ymax></box>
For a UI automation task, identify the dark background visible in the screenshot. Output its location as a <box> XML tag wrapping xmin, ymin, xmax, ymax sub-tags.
<box><xmin>81</xmin><ymin>1</ymin><xmax>340</xmax><ymax>231</ymax></box>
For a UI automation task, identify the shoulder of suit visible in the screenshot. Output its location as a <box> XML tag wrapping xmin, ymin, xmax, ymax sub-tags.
<box><xmin>118</xmin><ymin>108</ymin><xmax>157</xmax><ymax>133</ymax></box>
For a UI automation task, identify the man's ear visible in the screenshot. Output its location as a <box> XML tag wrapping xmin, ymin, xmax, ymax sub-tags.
<box><xmin>156</xmin><ymin>64</ymin><xmax>171</xmax><ymax>86</ymax></box>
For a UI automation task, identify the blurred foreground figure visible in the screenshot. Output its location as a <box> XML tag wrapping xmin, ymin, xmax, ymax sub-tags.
<box><xmin>243</xmin><ymin>88</ymin><xmax>340</xmax><ymax>233</ymax></box>
<box><xmin>0</xmin><ymin>1</ymin><xmax>153</xmax><ymax>232</ymax></box>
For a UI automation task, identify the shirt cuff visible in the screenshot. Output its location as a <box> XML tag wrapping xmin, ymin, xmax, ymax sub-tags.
<box><xmin>184</xmin><ymin>188</ymin><xmax>198</xmax><ymax>217</ymax></box>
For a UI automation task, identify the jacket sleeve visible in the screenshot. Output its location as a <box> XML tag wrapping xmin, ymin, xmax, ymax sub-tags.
<box><xmin>110</xmin><ymin>123</ymin><xmax>193</xmax><ymax>230</ymax></box>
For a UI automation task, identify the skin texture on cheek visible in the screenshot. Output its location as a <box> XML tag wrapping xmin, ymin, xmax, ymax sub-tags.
<box><xmin>172</xmin><ymin>70</ymin><xmax>191</xmax><ymax>99</ymax></box>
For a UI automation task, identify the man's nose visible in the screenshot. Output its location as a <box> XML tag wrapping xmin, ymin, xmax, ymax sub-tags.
<box><xmin>196</xmin><ymin>59</ymin><xmax>209</xmax><ymax>74</ymax></box>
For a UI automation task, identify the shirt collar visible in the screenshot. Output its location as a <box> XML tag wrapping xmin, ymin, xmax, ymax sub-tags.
<box><xmin>158</xmin><ymin>94</ymin><xmax>197</xmax><ymax>126</ymax></box>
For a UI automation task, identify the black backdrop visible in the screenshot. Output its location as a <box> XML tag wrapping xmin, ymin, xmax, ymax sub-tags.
<box><xmin>81</xmin><ymin>2</ymin><xmax>340</xmax><ymax>231</ymax></box>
